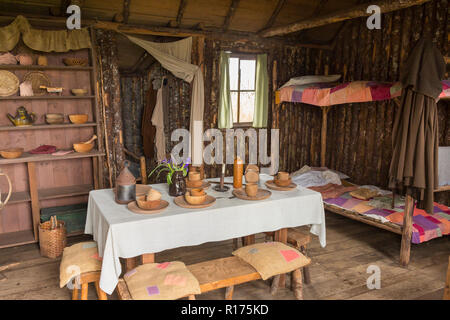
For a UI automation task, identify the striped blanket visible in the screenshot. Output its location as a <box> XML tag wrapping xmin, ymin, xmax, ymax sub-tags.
<box><xmin>276</xmin><ymin>80</ymin><xmax>450</xmax><ymax>106</ymax></box>
<box><xmin>324</xmin><ymin>193</ymin><xmax>450</xmax><ymax>244</ymax></box>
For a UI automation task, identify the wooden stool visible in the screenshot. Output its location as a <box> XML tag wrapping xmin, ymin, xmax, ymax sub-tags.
<box><xmin>59</xmin><ymin>241</ymin><xmax>107</xmax><ymax>300</ymax></box>
<box><xmin>71</xmin><ymin>271</ymin><xmax>107</xmax><ymax>300</ymax></box>
<box><xmin>117</xmin><ymin>256</ymin><xmax>307</xmax><ymax>300</ymax></box>
<box><xmin>264</xmin><ymin>229</ymin><xmax>311</xmax><ymax>284</ymax></box>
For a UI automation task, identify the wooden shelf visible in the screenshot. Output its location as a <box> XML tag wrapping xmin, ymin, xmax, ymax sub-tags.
<box><xmin>0</xmin><ymin>95</ymin><xmax>94</xmax><ymax>100</ymax></box>
<box><xmin>7</xmin><ymin>184</ymin><xmax>93</xmax><ymax>205</ymax></box>
<box><xmin>0</xmin><ymin>64</ymin><xmax>92</xmax><ymax>71</ymax></box>
<box><xmin>0</xmin><ymin>230</ymin><xmax>36</xmax><ymax>249</ymax></box>
<box><xmin>0</xmin><ymin>123</ymin><xmax>97</xmax><ymax>131</ymax></box>
<box><xmin>8</xmin><ymin>191</ymin><xmax>31</xmax><ymax>204</ymax></box>
<box><xmin>0</xmin><ymin>150</ymin><xmax>104</xmax><ymax>165</ymax></box>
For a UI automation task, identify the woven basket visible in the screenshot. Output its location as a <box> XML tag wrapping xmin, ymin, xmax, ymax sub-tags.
<box><xmin>23</xmin><ymin>71</ymin><xmax>50</xmax><ymax>96</ymax></box>
<box><xmin>39</xmin><ymin>220</ymin><xmax>67</xmax><ymax>259</ymax></box>
<box><xmin>63</xmin><ymin>58</ymin><xmax>88</xmax><ymax>66</ymax></box>
<box><xmin>0</xmin><ymin>70</ymin><xmax>19</xmax><ymax>97</ymax></box>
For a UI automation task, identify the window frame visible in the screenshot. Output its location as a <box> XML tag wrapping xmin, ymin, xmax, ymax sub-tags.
<box><xmin>229</xmin><ymin>53</ymin><xmax>257</xmax><ymax>127</ymax></box>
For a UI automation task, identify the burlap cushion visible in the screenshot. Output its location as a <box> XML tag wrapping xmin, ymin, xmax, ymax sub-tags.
<box><xmin>123</xmin><ymin>261</ymin><xmax>201</xmax><ymax>300</ymax></box>
<box><xmin>232</xmin><ymin>242</ymin><xmax>310</xmax><ymax>280</ymax></box>
<box><xmin>59</xmin><ymin>241</ymin><xmax>102</xmax><ymax>288</ymax></box>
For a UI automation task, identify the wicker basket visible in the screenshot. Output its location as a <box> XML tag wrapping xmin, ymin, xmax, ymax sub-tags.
<box><xmin>39</xmin><ymin>219</ymin><xmax>67</xmax><ymax>259</ymax></box>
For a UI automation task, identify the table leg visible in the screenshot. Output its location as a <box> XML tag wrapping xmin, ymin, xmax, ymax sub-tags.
<box><xmin>243</xmin><ymin>235</ymin><xmax>255</xmax><ymax>246</ymax></box>
<box><xmin>125</xmin><ymin>257</ymin><xmax>140</xmax><ymax>272</ymax></box>
<box><xmin>275</xmin><ymin>228</ymin><xmax>288</xmax><ymax>288</ymax></box>
<box><xmin>141</xmin><ymin>253</ymin><xmax>155</xmax><ymax>264</ymax></box>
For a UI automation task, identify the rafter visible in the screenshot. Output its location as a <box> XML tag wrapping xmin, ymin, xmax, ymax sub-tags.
<box><xmin>222</xmin><ymin>0</ymin><xmax>240</xmax><ymax>31</ymax></box>
<box><xmin>123</xmin><ymin>0</ymin><xmax>131</xmax><ymax>24</ymax></box>
<box><xmin>261</xmin><ymin>0</ymin><xmax>432</xmax><ymax>37</ymax></box>
<box><xmin>176</xmin><ymin>0</ymin><xmax>188</xmax><ymax>27</ymax></box>
<box><xmin>261</xmin><ymin>0</ymin><xmax>286</xmax><ymax>31</ymax></box>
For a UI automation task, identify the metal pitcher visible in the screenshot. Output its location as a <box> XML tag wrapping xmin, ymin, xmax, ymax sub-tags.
<box><xmin>0</xmin><ymin>169</ymin><xmax>12</xmax><ymax>210</ymax></box>
<box><xmin>115</xmin><ymin>160</ymin><xmax>136</xmax><ymax>204</ymax></box>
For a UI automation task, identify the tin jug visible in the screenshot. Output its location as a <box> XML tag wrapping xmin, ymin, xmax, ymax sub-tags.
<box><xmin>115</xmin><ymin>160</ymin><xmax>136</xmax><ymax>204</ymax></box>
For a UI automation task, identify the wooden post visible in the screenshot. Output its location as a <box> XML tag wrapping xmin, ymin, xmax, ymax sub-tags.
<box><xmin>400</xmin><ymin>195</ymin><xmax>414</xmax><ymax>266</ymax></box>
<box><xmin>320</xmin><ymin>107</ymin><xmax>329</xmax><ymax>167</ymax></box>
<box><xmin>27</xmin><ymin>162</ymin><xmax>40</xmax><ymax>240</ymax></box>
<box><xmin>125</xmin><ymin>257</ymin><xmax>140</xmax><ymax>272</ymax></box>
<box><xmin>80</xmin><ymin>283</ymin><xmax>89</xmax><ymax>300</ymax></box>
<box><xmin>225</xmin><ymin>286</ymin><xmax>234</xmax><ymax>300</ymax></box>
<box><xmin>275</xmin><ymin>228</ymin><xmax>288</xmax><ymax>288</ymax></box>
<box><xmin>444</xmin><ymin>256</ymin><xmax>450</xmax><ymax>300</ymax></box>
<box><xmin>291</xmin><ymin>269</ymin><xmax>303</xmax><ymax>300</ymax></box>
<box><xmin>140</xmin><ymin>156</ymin><xmax>147</xmax><ymax>185</ymax></box>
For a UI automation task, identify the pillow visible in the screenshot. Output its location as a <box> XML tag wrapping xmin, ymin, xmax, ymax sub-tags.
<box><xmin>280</xmin><ymin>74</ymin><xmax>341</xmax><ymax>89</ymax></box>
<box><xmin>232</xmin><ymin>242</ymin><xmax>310</xmax><ymax>280</ymax></box>
<box><xmin>123</xmin><ymin>261</ymin><xmax>201</xmax><ymax>300</ymax></box>
<box><xmin>59</xmin><ymin>241</ymin><xmax>102</xmax><ymax>288</ymax></box>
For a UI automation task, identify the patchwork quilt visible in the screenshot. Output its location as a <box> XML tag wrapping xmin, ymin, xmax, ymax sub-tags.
<box><xmin>324</xmin><ymin>193</ymin><xmax>450</xmax><ymax>244</ymax></box>
<box><xmin>276</xmin><ymin>80</ymin><xmax>450</xmax><ymax>106</ymax></box>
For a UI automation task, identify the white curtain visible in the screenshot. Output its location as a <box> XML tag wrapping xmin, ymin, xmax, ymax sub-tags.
<box><xmin>126</xmin><ymin>35</ymin><xmax>204</xmax><ymax>164</ymax></box>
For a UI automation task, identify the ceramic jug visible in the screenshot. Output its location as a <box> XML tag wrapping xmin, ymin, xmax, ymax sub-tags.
<box><xmin>7</xmin><ymin>106</ymin><xmax>36</xmax><ymax>126</ymax></box>
<box><xmin>0</xmin><ymin>169</ymin><xmax>12</xmax><ymax>210</ymax></box>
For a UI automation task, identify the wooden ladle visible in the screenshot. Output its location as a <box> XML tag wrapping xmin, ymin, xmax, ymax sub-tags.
<box><xmin>82</xmin><ymin>135</ymin><xmax>97</xmax><ymax>145</ymax></box>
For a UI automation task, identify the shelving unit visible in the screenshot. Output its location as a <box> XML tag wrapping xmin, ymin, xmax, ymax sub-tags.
<box><xmin>0</xmin><ymin>36</ymin><xmax>105</xmax><ymax>249</ymax></box>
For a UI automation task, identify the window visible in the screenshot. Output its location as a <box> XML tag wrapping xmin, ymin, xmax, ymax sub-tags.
<box><xmin>229</xmin><ymin>53</ymin><xmax>256</xmax><ymax>126</ymax></box>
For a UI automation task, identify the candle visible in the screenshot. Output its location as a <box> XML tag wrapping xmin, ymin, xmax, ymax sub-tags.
<box><xmin>222</xmin><ymin>163</ymin><xmax>226</xmax><ymax>175</ymax></box>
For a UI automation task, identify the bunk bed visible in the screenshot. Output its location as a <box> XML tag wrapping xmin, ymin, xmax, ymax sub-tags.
<box><xmin>275</xmin><ymin>79</ymin><xmax>450</xmax><ymax>265</ymax></box>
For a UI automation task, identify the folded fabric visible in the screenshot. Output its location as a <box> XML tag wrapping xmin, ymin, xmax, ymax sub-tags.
<box><xmin>368</xmin><ymin>195</ymin><xmax>405</xmax><ymax>210</ymax></box>
<box><xmin>29</xmin><ymin>145</ymin><xmax>57</xmax><ymax>154</ymax></box>
<box><xmin>350</xmin><ymin>188</ymin><xmax>380</xmax><ymax>200</ymax></box>
<box><xmin>308</xmin><ymin>183</ymin><xmax>357</xmax><ymax>199</ymax></box>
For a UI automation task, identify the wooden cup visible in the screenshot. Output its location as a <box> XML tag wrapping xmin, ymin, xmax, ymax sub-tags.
<box><xmin>189</xmin><ymin>172</ymin><xmax>201</xmax><ymax>181</ymax></box>
<box><xmin>277</xmin><ymin>172</ymin><xmax>289</xmax><ymax>181</ymax></box>
<box><xmin>245</xmin><ymin>183</ymin><xmax>258</xmax><ymax>197</ymax></box>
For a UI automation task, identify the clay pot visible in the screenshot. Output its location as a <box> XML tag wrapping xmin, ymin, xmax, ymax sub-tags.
<box><xmin>184</xmin><ymin>191</ymin><xmax>207</xmax><ymax>205</ymax></box>
<box><xmin>277</xmin><ymin>172</ymin><xmax>289</xmax><ymax>181</ymax></box>
<box><xmin>188</xmin><ymin>172</ymin><xmax>201</xmax><ymax>181</ymax></box>
<box><xmin>16</xmin><ymin>54</ymin><xmax>33</xmax><ymax>65</ymax></box>
<box><xmin>190</xmin><ymin>188</ymin><xmax>205</xmax><ymax>196</ymax></box>
<box><xmin>245</xmin><ymin>183</ymin><xmax>258</xmax><ymax>197</ymax></box>
<box><xmin>275</xmin><ymin>178</ymin><xmax>292</xmax><ymax>187</ymax></box>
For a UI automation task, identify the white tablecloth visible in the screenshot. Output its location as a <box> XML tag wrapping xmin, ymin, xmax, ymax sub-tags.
<box><xmin>85</xmin><ymin>175</ymin><xmax>326</xmax><ymax>294</ymax></box>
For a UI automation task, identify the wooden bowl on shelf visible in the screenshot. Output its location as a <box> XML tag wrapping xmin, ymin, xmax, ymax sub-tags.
<box><xmin>63</xmin><ymin>58</ymin><xmax>88</xmax><ymax>67</ymax></box>
<box><xmin>71</xmin><ymin>89</ymin><xmax>88</xmax><ymax>96</ymax></box>
<box><xmin>184</xmin><ymin>191</ymin><xmax>207</xmax><ymax>205</ymax></box>
<box><xmin>69</xmin><ymin>114</ymin><xmax>88</xmax><ymax>124</ymax></box>
<box><xmin>73</xmin><ymin>143</ymin><xmax>93</xmax><ymax>153</ymax></box>
<box><xmin>136</xmin><ymin>196</ymin><xmax>161</xmax><ymax>210</ymax></box>
<box><xmin>45</xmin><ymin>113</ymin><xmax>64</xmax><ymax>125</ymax></box>
<box><xmin>0</xmin><ymin>148</ymin><xmax>23</xmax><ymax>159</ymax></box>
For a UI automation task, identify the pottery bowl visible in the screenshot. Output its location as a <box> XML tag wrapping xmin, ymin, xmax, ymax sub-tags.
<box><xmin>71</xmin><ymin>89</ymin><xmax>88</xmax><ymax>96</ymax></box>
<box><xmin>277</xmin><ymin>171</ymin><xmax>290</xmax><ymax>181</ymax></box>
<box><xmin>73</xmin><ymin>143</ymin><xmax>93</xmax><ymax>153</ymax></box>
<box><xmin>45</xmin><ymin>113</ymin><xmax>64</xmax><ymax>124</ymax></box>
<box><xmin>136</xmin><ymin>196</ymin><xmax>161</xmax><ymax>210</ymax></box>
<box><xmin>0</xmin><ymin>148</ymin><xmax>23</xmax><ymax>159</ymax></box>
<box><xmin>69</xmin><ymin>114</ymin><xmax>88</xmax><ymax>124</ymax></box>
<box><xmin>245</xmin><ymin>183</ymin><xmax>258</xmax><ymax>197</ymax></box>
<box><xmin>63</xmin><ymin>58</ymin><xmax>88</xmax><ymax>66</ymax></box>
<box><xmin>184</xmin><ymin>191</ymin><xmax>207</xmax><ymax>205</ymax></box>
<box><xmin>186</xmin><ymin>179</ymin><xmax>203</xmax><ymax>188</ymax></box>
<box><xmin>190</xmin><ymin>188</ymin><xmax>205</xmax><ymax>196</ymax></box>
<box><xmin>188</xmin><ymin>172</ymin><xmax>201</xmax><ymax>181</ymax></box>
<box><xmin>274</xmin><ymin>178</ymin><xmax>292</xmax><ymax>187</ymax></box>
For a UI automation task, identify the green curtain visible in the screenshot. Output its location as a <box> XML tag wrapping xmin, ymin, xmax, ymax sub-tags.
<box><xmin>218</xmin><ymin>51</ymin><xmax>233</xmax><ymax>129</ymax></box>
<box><xmin>253</xmin><ymin>54</ymin><xmax>269</xmax><ymax>128</ymax></box>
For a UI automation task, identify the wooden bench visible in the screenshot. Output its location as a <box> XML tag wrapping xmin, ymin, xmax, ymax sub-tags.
<box><xmin>117</xmin><ymin>256</ymin><xmax>307</xmax><ymax>300</ymax></box>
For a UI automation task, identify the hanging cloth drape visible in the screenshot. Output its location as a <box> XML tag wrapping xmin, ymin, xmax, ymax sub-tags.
<box><xmin>389</xmin><ymin>37</ymin><xmax>445</xmax><ymax>214</ymax></box>
<box><xmin>126</xmin><ymin>35</ymin><xmax>204</xmax><ymax>164</ymax></box>
<box><xmin>152</xmin><ymin>78</ymin><xmax>167</xmax><ymax>161</ymax></box>
<box><xmin>218</xmin><ymin>51</ymin><xmax>233</xmax><ymax>129</ymax></box>
<box><xmin>253</xmin><ymin>54</ymin><xmax>269</xmax><ymax>128</ymax></box>
<box><xmin>0</xmin><ymin>15</ymin><xmax>91</xmax><ymax>52</ymax></box>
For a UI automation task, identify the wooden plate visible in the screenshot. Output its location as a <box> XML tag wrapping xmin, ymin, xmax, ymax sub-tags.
<box><xmin>136</xmin><ymin>184</ymin><xmax>152</xmax><ymax>197</ymax></box>
<box><xmin>265</xmin><ymin>180</ymin><xmax>298</xmax><ymax>191</ymax></box>
<box><xmin>232</xmin><ymin>188</ymin><xmax>272</xmax><ymax>201</ymax></box>
<box><xmin>186</xmin><ymin>180</ymin><xmax>211</xmax><ymax>191</ymax></box>
<box><xmin>174</xmin><ymin>195</ymin><xmax>216</xmax><ymax>209</ymax></box>
<box><xmin>127</xmin><ymin>200</ymin><xmax>168</xmax><ymax>214</ymax></box>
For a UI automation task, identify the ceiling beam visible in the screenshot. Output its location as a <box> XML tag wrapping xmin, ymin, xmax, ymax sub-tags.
<box><xmin>222</xmin><ymin>0</ymin><xmax>240</xmax><ymax>31</ymax></box>
<box><xmin>261</xmin><ymin>0</ymin><xmax>286</xmax><ymax>31</ymax></box>
<box><xmin>123</xmin><ymin>0</ymin><xmax>131</xmax><ymax>24</ymax></box>
<box><xmin>176</xmin><ymin>0</ymin><xmax>188</xmax><ymax>27</ymax></box>
<box><xmin>261</xmin><ymin>0</ymin><xmax>432</xmax><ymax>37</ymax></box>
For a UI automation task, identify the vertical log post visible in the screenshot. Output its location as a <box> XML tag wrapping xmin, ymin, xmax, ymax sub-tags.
<box><xmin>320</xmin><ymin>106</ymin><xmax>330</xmax><ymax>167</ymax></box>
<box><xmin>400</xmin><ymin>195</ymin><xmax>414</xmax><ymax>266</ymax></box>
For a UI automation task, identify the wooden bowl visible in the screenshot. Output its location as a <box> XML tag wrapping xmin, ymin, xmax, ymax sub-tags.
<box><xmin>245</xmin><ymin>183</ymin><xmax>258</xmax><ymax>197</ymax></box>
<box><xmin>69</xmin><ymin>114</ymin><xmax>88</xmax><ymax>124</ymax></box>
<box><xmin>73</xmin><ymin>143</ymin><xmax>93</xmax><ymax>153</ymax></box>
<box><xmin>274</xmin><ymin>178</ymin><xmax>292</xmax><ymax>187</ymax></box>
<box><xmin>184</xmin><ymin>191</ymin><xmax>207</xmax><ymax>205</ymax></box>
<box><xmin>277</xmin><ymin>172</ymin><xmax>290</xmax><ymax>180</ymax></box>
<box><xmin>71</xmin><ymin>89</ymin><xmax>88</xmax><ymax>96</ymax></box>
<box><xmin>190</xmin><ymin>188</ymin><xmax>205</xmax><ymax>196</ymax></box>
<box><xmin>136</xmin><ymin>196</ymin><xmax>161</xmax><ymax>210</ymax></box>
<box><xmin>188</xmin><ymin>172</ymin><xmax>201</xmax><ymax>181</ymax></box>
<box><xmin>0</xmin><ymin>148</ymin><xmax>23</xmax><ymax>159</ymax></box>
<box><xmin>186</xmin><ymin>179</ymin><xmax>203</xmax><ymax>188</ymax></box>
<box><xmin>45</xmin><ymin>113</ymin><xmax>64</xmax><ymax>125</ymax></box>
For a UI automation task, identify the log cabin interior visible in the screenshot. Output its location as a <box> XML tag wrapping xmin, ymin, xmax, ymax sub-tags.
<box><xmin>0</xmin><ymin>0</ymin><xmax>449</xmax><ymax>302</ymax></box>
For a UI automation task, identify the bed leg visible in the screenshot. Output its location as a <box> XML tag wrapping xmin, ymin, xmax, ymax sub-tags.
<box><xmin>400</xmin><ymin>195</ymin><xmax>414</xmax><ymax>266</ymax></box>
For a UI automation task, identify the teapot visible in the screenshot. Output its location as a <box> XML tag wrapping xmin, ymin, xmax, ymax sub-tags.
<box><xmin>7</xmin><ymin>106</ymin><xmax>36</xmax><ymax>126</ymax></box>
<box><xmin>0</xmin><ymin>169</ymin><xmax>12</xmax><ymax>210</ymax></box>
